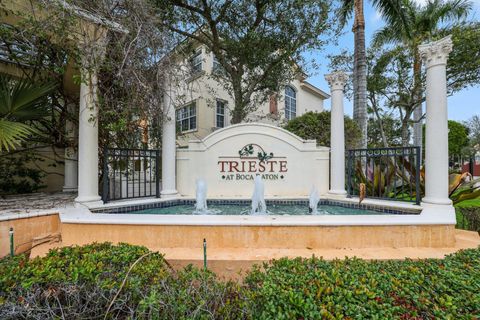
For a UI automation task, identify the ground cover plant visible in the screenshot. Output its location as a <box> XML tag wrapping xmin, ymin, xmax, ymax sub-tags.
<box><xmin>0</xmin><ymin>243</ymin><xmax>479</xmax><ymax>319</ymax></box>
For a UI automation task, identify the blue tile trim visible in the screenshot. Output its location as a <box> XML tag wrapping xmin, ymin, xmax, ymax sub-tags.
<box><xmin>91</xmin><ymin>199</ymin><xmax>420</xmax><ymax>215</ymax></box>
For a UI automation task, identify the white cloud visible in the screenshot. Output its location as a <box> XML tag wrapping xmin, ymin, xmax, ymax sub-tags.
<box><xmin>370</xmin><ymin>10</ymin><xmax>383</xmax><ymax>24</ymax></box>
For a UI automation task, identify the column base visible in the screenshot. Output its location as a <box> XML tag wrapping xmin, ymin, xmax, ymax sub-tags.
<box><xmin>422</xmin><ymin>197</ymin><xmax>452</xmax><ymax>206</ymax></box>
<box><xmin>75</xmin><ymin>195</ymin><xmax>103</xmax><ymax>208</ymax></box>
<box><xmin>63</xmin><ymin>186</ymin><xmax>78</xmax><ymax>193</ymax></box>
<box><xmin>161</xmin><ymin>189</ymin><xmax>179</xmax><ymax>199</ymax></box>
<box><xmin>420</xmin><ymin>202</ymin><xmax>456</xmax><ymax>224</ymax></box>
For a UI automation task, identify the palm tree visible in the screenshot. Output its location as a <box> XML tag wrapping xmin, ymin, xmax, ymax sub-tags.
<box><xmin>0</xmin><ymin>74</ymin><xmax>57</xmax><ymax>151</ymax></box>
<box><xmin>339</xmin><ymin>0</ymin><xmax>405</xmax><ymax>149</ymax></box>
<box><xmin>372</xmin><ymin>0</ymin><xmax>472</xmax><ymax>147</ymax></box>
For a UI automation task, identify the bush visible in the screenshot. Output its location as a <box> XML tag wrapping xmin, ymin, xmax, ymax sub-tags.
<box><xmin>0</xmin><ymin>152</ymin><xmax>46</xmax><ymax>195</ymax></box>
<box><xmin>457</xmin><ymin>207</ymin><xmax>480</xmax><ymax>232</ymax></box>
<box><xmin>245</xmin><ymin>249</ymin><xmax>480</xmax><ymax>319</ymax></box>
<box><xmin>0</xmin><ymin>243</ymin><xmax>246</xmax><ymax>319</ymax></box>
<box><xmin>1</xmin><ymin>243</ymin><xmax>479</xmax><ymax>319</ymax></box>
<box><xmin>284</xmin><ymin>111</ymin><xmax>361</xmax><ymax>149</ymax></box>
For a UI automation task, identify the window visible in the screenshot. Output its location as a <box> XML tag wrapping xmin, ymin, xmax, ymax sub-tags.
<box><xmin>212</xmin><ymin>54</ymin><xmax>227</xmax><ymax>75</ymax></box>
<box><xmin>216</xmin><ymin>100</ymin><xmax>226</xmax><ymax>128</ymax></box>
<box><xmin>213</xmin><ymin>55</ymin><xmax>221</xmax><ymax>71</ymax></box>
<box><xmin>189</xmin><ymin>50</ymin><xmax>202</xmax><ymax>73</ymax></box>
<box><xmin>176</xmin><ymin>103</ymin><xmax>197</xmax><ymax>132</ymax></box>
<box><xmin>285</xmin><ymin>86</ymin><xmax>297</xmax><ymax>120</ymax></box>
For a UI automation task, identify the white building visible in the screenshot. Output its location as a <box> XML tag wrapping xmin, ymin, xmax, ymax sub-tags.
<box><xmin>166</xmin><ymin>43</ymin><xmax>330</xmax><ymax>145</ymax></box>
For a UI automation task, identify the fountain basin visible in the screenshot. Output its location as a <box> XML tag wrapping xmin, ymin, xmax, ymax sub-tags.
<box><xmin>59</xmin><ymin>198</ymin><xmax>456</xmax><ymax>259</ymax></box>
<box><xmin>91</xmin><ymin>199</ymin><xmax>420</xmax><ymax>216</ymax></box>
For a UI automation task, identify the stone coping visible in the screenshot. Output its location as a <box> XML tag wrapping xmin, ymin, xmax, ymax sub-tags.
<box><xmin>0</xmin><ymin>210</ymin><xmax>61</xmax><ymax>222</ymax></box>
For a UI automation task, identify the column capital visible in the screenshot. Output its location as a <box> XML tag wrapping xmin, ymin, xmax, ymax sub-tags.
<box><xmin>419</xmin><ymin>35</ymin><xmax>453</xmax><ymax>69</ymax></box>
<box><xmin>325</xmin><ymin>71</ymin><xmax>349</xmax><ymax>91</ymax></box>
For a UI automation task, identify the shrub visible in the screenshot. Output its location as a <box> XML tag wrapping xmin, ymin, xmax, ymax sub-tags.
<box><xmin>284</xmin><ymin>111</ymin><xmax>361</xmax><ymax>149</ymax></box>
<box><xmin>457</xmin><ymin>207</ymin><xmax>480</xmax><ymax>232</ymax></box>
<box><xmin>1</xmin><ymin>243</ymin><xmax>479</xmax><ymax>319</ymax></box>
<box><xmin>0</xmin><ymin>243</ymin><xmax>246</xmax><ymax>319</ymax></box>
<box><xmin>0</xmin><ymin>152</ymin><xmax>46</xmax><ymax>195</ymax></box>
<box><xmin>245</xmin><ymin>249</ymin><xmax>480</xmax><ymax>319</ymax></box>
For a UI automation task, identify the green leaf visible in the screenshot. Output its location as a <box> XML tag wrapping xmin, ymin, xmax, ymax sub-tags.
<box><xmin>0</xmin><ymin>119</ymin><xmax>37</xmax><ymax>151</ymax></box>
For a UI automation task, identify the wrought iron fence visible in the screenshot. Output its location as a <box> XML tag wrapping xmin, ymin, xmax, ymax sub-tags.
<box><xmin>346</xmin><ymin>146</ymin><xmax>421</xmax><ymax>204</ymax></box>
<box><xmin>102</xmin><ymin>148</ymin><xmax>160</xmax><ymax>203</ymax></box>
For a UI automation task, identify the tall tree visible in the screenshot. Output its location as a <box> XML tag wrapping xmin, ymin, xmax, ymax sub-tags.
<box><xmin>339</xmin><ymin>0</ymin><xmax>404</xmax><ymax>148</ymax></box>
<box><xmin>152</xmin><ymin>0</ymin><xmax>333</xmax><ymax>124</ymax></box>
<box><xmin>330</xmin><ymin>22</ymin><xmax>480</xmax><ymax>147</ymax></box>
<box><xmin>465</xmin><ymin>115</ymin><xmax>480</xmax><ymax>151</ymax></box>
<box><xmin>373</xmin><ymin>0</ymin><xmax>472</xmax><ymax>148</ymax></box>
<box><xmin>447</xmin><ymin>120</ymin><xmax>469</xmax><ymax>155</ymax></box>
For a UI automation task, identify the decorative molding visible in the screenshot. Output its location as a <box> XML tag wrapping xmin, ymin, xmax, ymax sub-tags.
<box><xmin>325</xmin><ymin>71</ymin><xmax>349</xmax><ymax>91</ymax></box>
<box><xmin>418</xmin><ymin>35</ymin><xmax>453</xmax><ymax>68</ymax></box>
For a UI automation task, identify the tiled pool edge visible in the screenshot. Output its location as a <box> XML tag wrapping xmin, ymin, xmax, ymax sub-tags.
<box><xmin>90</xmin><ymin>198</ymin><xmax>422</xmax><ymax>215</ymax></box>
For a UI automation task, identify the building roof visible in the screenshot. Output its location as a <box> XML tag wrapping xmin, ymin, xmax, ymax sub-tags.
<box><xmin>300</xmin><ymin>80</ymin><xmax>330</xmax><ymax>100</ymax></box>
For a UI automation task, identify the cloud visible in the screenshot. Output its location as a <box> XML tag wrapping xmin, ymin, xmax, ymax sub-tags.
<box><xmin>370</xmin><ymin>10</ymin><xmax>383</xmax><ymax>24</ymax></box>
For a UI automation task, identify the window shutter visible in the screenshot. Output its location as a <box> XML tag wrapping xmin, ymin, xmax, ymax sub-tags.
<box><xmin>269</xmin><ymin>94</ymin><xmax>278</xmax><ymax>114</ymax></box>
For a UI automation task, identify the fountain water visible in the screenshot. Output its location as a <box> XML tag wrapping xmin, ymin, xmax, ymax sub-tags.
<box><xmin>309</xmin><ymin>186</ymin><xmax>320</xmax><ymax>214</ymax></box>
<box><xmin>194</xmin><ymin>178</ymin><xmax>208</xmax><ymax>213</ymax></box>
<box><xmin>251</xmin><ymin>175</ymin><xmax>267</xmax><ymax>215</ymax></box>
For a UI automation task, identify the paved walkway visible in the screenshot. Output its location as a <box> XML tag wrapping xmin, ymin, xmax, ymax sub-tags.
<box><xmin>0</xmin><ymin>192</ymin><xmax>75</xmax><ymax>216</ymax></box>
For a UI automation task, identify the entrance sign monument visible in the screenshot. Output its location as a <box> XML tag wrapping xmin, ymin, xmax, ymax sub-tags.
<box><xmin>177</xmin><ymin>123</ymin><xmax>329</xmax><ymax>197</ymax></box>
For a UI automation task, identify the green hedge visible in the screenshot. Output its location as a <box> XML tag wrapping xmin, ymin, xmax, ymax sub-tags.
<box><xmin>456</xmin><ymin>206</ymin><xmax>480</xmax><ymax>233</ymax></box>
<box><xmin>1</xmin><ymin>243</ymin><xmax>479</xmax><ymax>319</ymax></box>
<box><xmin>0</xmin><ymin>243</ymin><xmax>246</xmax><ymax>319</ymax></box>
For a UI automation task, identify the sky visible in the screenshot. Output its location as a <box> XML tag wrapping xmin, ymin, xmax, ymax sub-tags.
<box><xmin>304</xmin><ymin>0</ymin><xmax>480</xmax><ymax>122</ymax></box>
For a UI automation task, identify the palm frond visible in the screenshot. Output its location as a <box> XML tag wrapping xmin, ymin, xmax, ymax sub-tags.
<box><xmin>0</xmin><ymin>74</ymin><xmax>57</xmax><ymax>121</ymax></box>
<box><xmin>434</xmin><ymin>0</ymin><xmax>472</xmax><ymax>26</ymax></box>
<box><xmin>371</xmin><ymin>24</ymin><xmax>405</xmax><ymax>48</ymax></box>
<box><xmin>337</xmin><ymin>0</ymin><xmax>355</xmax><ymax>29</ymax></box>
<box><xmin>372</xmin><ymin>0</ymin><xmax>412</xmax><ymax>39</ymax></box>
<box><xmin>0</xmin><ymin>119</ymin><xmax>37</xmax><ymax>151</ymax></box>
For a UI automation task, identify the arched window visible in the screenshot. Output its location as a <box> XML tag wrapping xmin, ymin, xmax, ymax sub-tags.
<box><xmin>285</xmin><ymin>86</ymin><xmax>297</xmax><ymax>120</ymax></box>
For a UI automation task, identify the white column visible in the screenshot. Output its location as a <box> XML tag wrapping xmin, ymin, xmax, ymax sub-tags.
<box><xmin>161</xmin><ymin>86</ymin><xmax>179</xmax><ymax>198</ymax></box>
<box><xmin>325</xmin><ymin>71</ymin><xmax>349</xmax><ymax>196</ymax></box>
<box><xmin>75</xmin><ymin>67</ymin><xmax>102</xmax><ymax>205</ymax></box>
<box><xmin>74</xmin><ymin>27</ymin><xmax>107</xmax><ymax>206</ymax></box>
<box><xmin>419</xmin><ymin>36</ymin><xmax>453</xmax><ymax>206</ymax></box>
<box><xmin>63</xmin><ymin>102</ymin><xmax>78</xmax><ymax>192</ymax></box>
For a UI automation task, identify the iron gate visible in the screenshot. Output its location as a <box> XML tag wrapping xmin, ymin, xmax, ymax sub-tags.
<box><xmin>102</xmin><ymin>148</ymin><xmax>160</xmax><ymax>203</ymax></box>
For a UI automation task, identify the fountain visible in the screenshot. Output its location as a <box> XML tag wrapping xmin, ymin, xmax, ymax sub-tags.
<box><xmin>194</xmin><ymin>178</ymin><xmax>208</xmax><ymax>213</ymax></box>
<box><xmin>251</xmin><ymin>175</ymin><xmax>267</xmax><ymax>215</ymax></box>
<box><xmin>309</xmin><ymin>186</ymin><xmax>320</xmax><ymax>214</ymax></box>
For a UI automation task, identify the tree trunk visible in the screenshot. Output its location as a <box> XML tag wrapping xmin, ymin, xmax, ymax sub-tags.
<box><xmin>401</xmin><ymin>120</ymin><xmax>410</xmax><ymax>147</ymax></box>
<box><xmin>412</xmin><ymin>49</ymin><xmax>423</xmax><ymax>150</ymax></box>
<box><xmin>231</xmin><ymin>101</ymin><xmax>244</xmax><ymax>124</ymax></box>
<box><xmin>230</xmin><ymin>75</ymin><xmax>246</xmax><ymax>124</ymax></box>
<box><xmin>371</xmin><ymin>98</ymin><xmax>389</xmax><ymax>147</ymax></box>
<box><xmin>352</xmin><ymin>0</ymin><xmax>368</xmax><ymax>149</ymax></box>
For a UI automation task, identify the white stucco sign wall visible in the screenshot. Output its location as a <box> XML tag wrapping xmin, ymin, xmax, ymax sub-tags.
<box><xmin>176</xmin><ymin>123</ymin><xmax>329</xmax><ymax>197</ymax></box>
